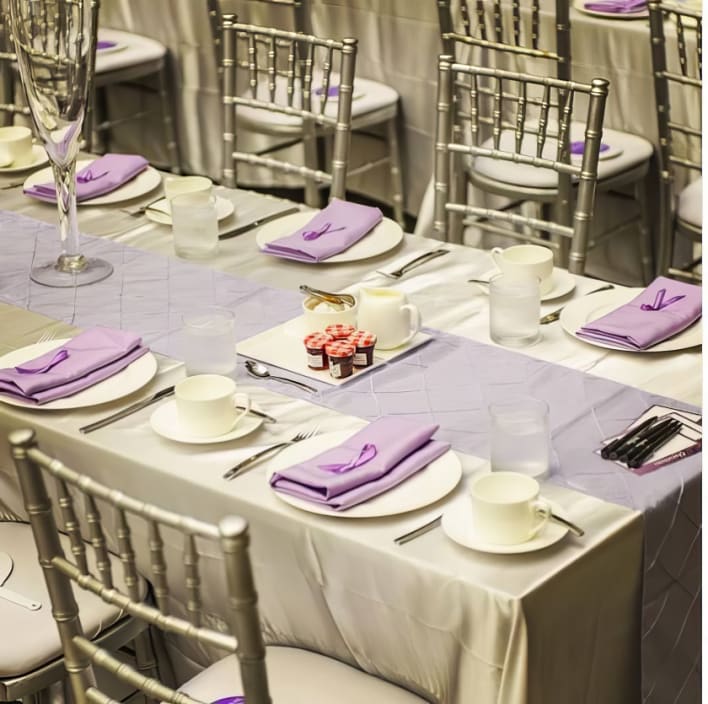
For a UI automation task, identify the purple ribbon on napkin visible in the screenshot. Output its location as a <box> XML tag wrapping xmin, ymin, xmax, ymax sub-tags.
<box><xmin>576</xmin><ymin>276</ymin><xmax>701</xmax><ymax>350</ymax></box>
<box><xmin>570</xmin><ymin>141</ymin><xmax>610</xmax><ymax>155</ymax></box>
<box><xmin>0</xmin><ymin>327</ymin><xmax>149</xmax><ymax>404</ymax></box>
<box><xmin>97</xmin><ymin>40</ymin><xmax>118</xmax><ymax>51</ymax></box>
<box><xmin>270</xmin><ymin>417</ymin><xmax>450</xmax><ymax>510</ymax></box>
<box><xmin>24</xmin><ymin>153</ymin><xmax>148</xmax><ymax>203</ymax></box>
<box><xmin>261</xmin><ymin>198</ymin><xmax>383</xmax><ymax>263</ymax></box>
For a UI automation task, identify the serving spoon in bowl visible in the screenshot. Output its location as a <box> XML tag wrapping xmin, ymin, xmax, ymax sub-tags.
<box><xmin>245</xmin><ymin>360</ymin><xmax>318</xmax><ymax>393</ymax></box>
<box><xmin>299</xmin><ymin>285</ymin><xmax>356</xmax><ymax>308</ymax></box>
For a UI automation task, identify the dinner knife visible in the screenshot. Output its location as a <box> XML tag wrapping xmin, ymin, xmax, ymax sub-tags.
<box><xmin>79</xmin><ymin>385</ymin><xmax>176</xmax><ymax>434</ymax></box>
<box><xmin>218</xmin><ymin>206</ymin><xmax>300</xmax><ymax>240</ymax></box>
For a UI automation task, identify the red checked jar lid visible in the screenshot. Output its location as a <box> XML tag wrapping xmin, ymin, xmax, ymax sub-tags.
<box><xmin>304</xmin><ymin>332</ymin><xmax>333</xmax><ymax>370</ymax></box>
<box><xmin>325</xmin><ymin>340</ymin><xmax>355</xmax><ymax>379</ymax></box>
<box><xmin>347</xmin><ymin>330</ymin><xmax>377</xmax><ymax>367</ymax></box>
<box><xmin>325</xmin><ymin>323</ymin><xmax>356</xmax><ymax>340</ymax></box>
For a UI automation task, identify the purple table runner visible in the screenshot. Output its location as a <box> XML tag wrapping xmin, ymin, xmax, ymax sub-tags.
<box><xmin>0</xmin><ymin>212</ymin><xmax>700</xmax><ymax>698</ymax></box>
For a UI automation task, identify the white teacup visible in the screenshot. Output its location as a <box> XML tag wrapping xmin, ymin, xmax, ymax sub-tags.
<box><xmin>302</xmin><ymin>294</ymin><xmax>358</xmax><ymax>332</ymax></box>
<box><xmin>164</xmin><ymin>175</ymin><xmax>213</xmax><ymax>205</ymax></box>
<box><xmin>356</xmin><ymin>288</ymin><xmax>421</xmax><ymax>350</ymax></box>
<box><xmin>470</xmin><ymin>472</ymin><xmax>551</xmax><ymax>545</ymax></box>
<box><xmin>0</xmin><ymin>126</ymin><xmax>33</xmax><ymax>168</ymax></box>
<box><xmin>491</xmin><ymin>244</ymin><xmax>554</xmax><ymax>294</ymax></box>
<box><xmin>174</xmin><ymin>374</ymin><xmax>250</xmax><ymax>438</ymax></box>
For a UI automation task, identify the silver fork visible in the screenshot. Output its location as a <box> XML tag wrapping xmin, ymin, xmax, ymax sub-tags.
<box><xmin>36</xmin><ymin>329</ymin><xmax>57</xmax><ymax>344</ymax></box>
<box><xmin>222</xmin><ymin>426</ymin><xmax>319</xmax><ymax>481</ymax></box>
<box><xmin>120</xmin><ymin>195</ymin><xmax>164</xmax><ymax>217</ymax></box>
<box><xmin>377</xmin><ymin>248</ymin><xmax>450</xmax><ymax>279</ymax></box>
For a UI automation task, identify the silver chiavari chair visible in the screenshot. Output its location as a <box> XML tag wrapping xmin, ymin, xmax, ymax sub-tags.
<box><xmin>648</xmin><ymin>1</ymin><xmax>702</xmax><ymax>282</ymax></box>
<box><xmin>220</xmin><ymin>15</ymin><xmax>357</xmax><ymax>208</ymax></box>
<box><xmin>9</xmin><ymin>428</ymin><xmax>430</xmax><ymax>704</ymax></box>
<box><xmin>434</xmin><ymin>57</ymin><xmax>609</xmax><ymax>275</ymax></box>
<box><xmin>0</xmin><ymin>1</ymin><xmax>30</xmax><ymax>124</ymax></box>
<box><xmin>435</xmin><ymin>0</ymin><xmax>654</xmax><ymax>281</ymax></box>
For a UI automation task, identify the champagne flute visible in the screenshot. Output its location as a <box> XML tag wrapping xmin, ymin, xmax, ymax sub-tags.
<box><xmin>10</xmin><ymin>0</ymin><xmax>112</xmax><ymax>287</ymax></box>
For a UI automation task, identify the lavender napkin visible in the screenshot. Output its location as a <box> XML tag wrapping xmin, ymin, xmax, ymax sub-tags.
<box><xmin>261</xmin><ymin>198</ymin><xmax>383</xmax><ymax>263</ymax></box>
<box><xmin>576</xmin><ymin>277</ymin><xmax>701</xmax><ymax>350</ymax></box>
<box><xmin>270</xmin><ymin>417</ymin><xmax>451</xmax><ymax>510</ymax></box>
<box><xmin>0</xmin><ymin>327</ymin><xmax>149</xmax><ymax>404</ymax></box>
<box><xmin>583</xmin><ymin>0</ymin><xmax>646</xmax><ymax>12</ymax></box>
<box><xmin>24</xmin><ymin>153</ymin><xmax>148</xmax><ymax>203</ymax></box>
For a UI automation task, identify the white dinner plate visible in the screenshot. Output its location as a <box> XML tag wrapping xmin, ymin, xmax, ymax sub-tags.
<box><xmin>559</xmin><ymin>288</ymin><xmax>703</xmax><ymax>352</ymax></box>
<box><xmin>476</xmin><ymin>267</ymin><xmax>576</xmax><ymax>301</ymax></box>
<box><xmin>145</xmin><ymin>196</ymin><xmax>235</xmax><ymax>226</ymax></box>
<box><xmin>23</xmin><ymin>160</ymin><xmax>162</xmax><ymax>206</ymax></box>
<box><xmin>267</xmin><ymin>429</ymin><xmax>462</xmax><ymax>518</ymax></box>
<box><xmin>574</xmin><ymin>0</ymin><xmax>649</xmax><ymax>19</ymax></box>
<box><xmin>256</xmin><ymin>211</ymin><xmax>404</xmax><ymax>264</ymax></box>
<box><xmin>0</xmin><ymin>145</ymin><xmax>49</xmax><ymax>174</ymax></box>
<box><xmin>0</xmin><ymin>339</ymin><xmax>158</xmax><ymax>410</ymax></box>
<box><xmin>150</xmin><ymin>399</ymin><xmax>264</xmax><ymax>444</ymax></box>
<box><xmin>442</xmin><ymin>497</ymin><xmax>568</xmax><ymax>554</ymax></box>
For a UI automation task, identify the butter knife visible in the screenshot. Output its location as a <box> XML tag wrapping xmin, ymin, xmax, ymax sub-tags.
<box><xmin>394</xmin><ymin>515</ymin><xmax>442</xmax><ymax>545</ymax></box>
<box><xmin>219</xmin><ymin>206</ymin><xmax>300</xmax><ymax>240</ymax></box>
<box><xmin>539</xmin><ymin>284</ymin><xmax>614</xmax><ymax>325</ymax></box>
<box><xmin>79</xmin><ymin>385</ymin><xmax>176</xmax><ymax>434</ymax></box>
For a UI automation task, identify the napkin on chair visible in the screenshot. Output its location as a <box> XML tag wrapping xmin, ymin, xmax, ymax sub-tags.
<box><xmin>576</xmin><ymin>276</ymin><xmax>701</xmax><ymax>350</ymax></box>
<box><xmin>269</xmin><ymin>416</ymin><xmax>450</xmax><ymax>510</ymax></box>
<box><xmin>261</xmin><ymin>198</ymin><xmax>383</xmax><ymax>263</ymax></box>
<box><xmin>0</xmin><ymin>327</ymin><xmax>149</xmax><ymax>404</ymax></box>
<box><xmin>24</xmin><ymin>154</ymin><xmax>149</xmax><ymax>203</ymax></box>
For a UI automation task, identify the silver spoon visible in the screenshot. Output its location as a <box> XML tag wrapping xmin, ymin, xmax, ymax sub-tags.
<box><xmin>244</xmin><ymin>360</ymin><xmax>317</xmax><ymax>393</ymax></box>
<box><xmin>299</xmin><ymin>285</ymin><xmax>356</xmax><ymax>308</ymax></box>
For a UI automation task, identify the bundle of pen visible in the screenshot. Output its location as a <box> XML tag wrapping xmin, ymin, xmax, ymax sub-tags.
<box><xmin>599</xmin><ymin>405</ymin><xmax>702</xmax><ymax>474</ymax></box>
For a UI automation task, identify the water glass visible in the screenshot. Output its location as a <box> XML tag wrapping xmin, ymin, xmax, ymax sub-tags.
<box><xmin>172</xmin><ymin>192</ymin><xmax>219</xmax><ymax>259</ymax></box>
<box><xmin>489</xmin><ymin>397</ymin><xmax>551</xmax><ymax>478</ymax></box>
<box><xmin>489</xmin><ymin>273</ymin><xmax>541</xmax><ymax>347</ymax></box>
<box><xmin>182</xmin><ymin>308</ymin><xmax>236</xmax><ymax>376</ymax></box>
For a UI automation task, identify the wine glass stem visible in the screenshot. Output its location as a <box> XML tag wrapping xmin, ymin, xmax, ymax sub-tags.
<box><xmin>51</xmin><ymin>160</ymin><xmax>86</xmax><ymax>273</ymax></box>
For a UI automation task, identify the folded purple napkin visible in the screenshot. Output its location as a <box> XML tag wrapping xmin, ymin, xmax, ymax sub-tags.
<box><xmin>97</xmin><ymin>40</ymin><xmax>118</xmax><ymax>50</ymax></box>
<box><xmin>24</xmin><ymin>153</ymin><xmax>148</xmax><ymax>203</ymax></box>
<box><xmin>270</xmin><ymin>416</ymin><xmax>451</xmax><ymax>511</ymax></box>
<box><xmin>576</xmin><ymin>276</ymin><xmax>701</xmax><ymax>350</ymax></box>
<box><xmin>261</xmin><ymin>198</ymin><xmax>383</xmax><ymax>263</ymax></box>
<box><xmin>583</xmin><ymin>0</ymin><xmax>646</xmax><ymax>12</ymax></box>
<box><xmin>0</xmin><ymin>327</ymin><xmax>149</xmax><ymax>404</ymax></box>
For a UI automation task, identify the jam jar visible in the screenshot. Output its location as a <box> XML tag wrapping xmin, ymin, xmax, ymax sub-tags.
<box><xmin>325</xmin><ymin>323</ymin><xmax>356</xmax><ymax>340</ymax></box>
<box><xmin>324</xmin><ymin>340</ymin><xmax>355</xmax><ymax>379</ymax></box>
<box><xmin>347</xmin><ymin>330</ymin><xmax>377</xmax><ymax>367</ymax></box>
<box><xmin>303</xmin><ymin>332</ymin><xmax>334</xmax><ymax>370</ymax></box>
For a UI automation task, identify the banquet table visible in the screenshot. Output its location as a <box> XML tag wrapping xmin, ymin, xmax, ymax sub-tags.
<box><xmin>0</xmin><ymin>173</ymin><xmax>701</xmax><ymax>704</ymax></box>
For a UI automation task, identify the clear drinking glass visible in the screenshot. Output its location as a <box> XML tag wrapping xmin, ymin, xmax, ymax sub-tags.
<box><xmin>182</xmin><ymin>307</ymin><xmax>236</xmax><ymax>376</ymax></box>
<box><xmin>172</xmin><ymin>192</ymin><xmax>219</xmax><ymax>259</ymax></box>
<box><xmin>489</xmin><ymin>397</ymin><xmax>551</xmax><ymax>478</ymax></box>
<box><xmin>10</xmin><ymin>0</ymin><xmax>113</xmax><ymax>287</ymax></box>
<box><xmin>489</xmin><ymin>273</ymin><xmax>541</xmax><ymax>347</ymax></box>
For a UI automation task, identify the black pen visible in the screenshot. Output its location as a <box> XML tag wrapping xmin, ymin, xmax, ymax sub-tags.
<box><xmin>602</xmin><ymin>415</ymin><xmax>658</xmax><ymax>459</ymax></box>
<box><xmin>616</xmin><ymin>418</ymin><xmax>677</xmax><ymax>462</ymax></box>
<box><xmin>628</xmin><ymin>420</ymin><xmax>684</xmax><ymax>469</ymax></box>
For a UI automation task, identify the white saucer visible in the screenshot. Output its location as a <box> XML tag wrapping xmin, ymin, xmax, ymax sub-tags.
<box><xmin>150</xmin><ymin>399</ymin><xmax>263</xmax><ymax>444</ymax></box>
<box><xmin>441</xmin><ymin>497</ymin><xmax>569</xmax><ymax>554</ymax></box>
<box><xmin>0</xmin><ymin>145</ymin><xmax>49</xmax><ymax>174</ymax></box>
<box><xmin>476</xmin><ymin>267</ymin><xmax>576</xmax><ymax>301</ymax></box>
<box><xmin>145</xmin><ymin>196</ymin><xmax>235</xmax><ymax>225</ymax></box>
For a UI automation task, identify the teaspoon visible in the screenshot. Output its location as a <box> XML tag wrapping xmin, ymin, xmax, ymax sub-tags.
<box><xmin>244</xmin><ymin>360</ymin><xmax>317</xmax><ymax>393</ymax></box>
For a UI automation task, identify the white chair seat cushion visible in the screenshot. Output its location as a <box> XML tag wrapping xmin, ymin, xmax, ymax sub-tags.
<box><xmin>0</xmin><ymin>523</ymin><xmax>146</xmax><ymax>678</ymax></box>
<box><xmin>677</xmin><ymin>177</ymin><xmax>703</xmax><ymax>228</ymax></box>
<box><xmin>95</xmin><ymin>28</ymin><xmax>167</xmax><ymax>74</ymax></box>
<box><xmin>235</xmin><ymin>75</ymin><xmax>399</xmax><ymax>134</ymax></box>
<box><xmin>180</xmin><ymin>646</ymin><xmax>428</xmax><ymax>704</ymax></box>
<box><xmin>473</xmin><ymin>123</ymin><xmax>653</xmax><ymax>189</ymax></box>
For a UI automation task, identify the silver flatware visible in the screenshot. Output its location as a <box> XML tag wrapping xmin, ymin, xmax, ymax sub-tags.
<box><xmin>120</xmin><ymin>195</ymin><xmax>164</xmax><ymax>217</ymax></box>
<box><xmin>540</xmin><ymin>284</ymin><xmax>615</xmax><ymax>324</ymax></box>
<box><xmin>378</xmin><ymin>248</ymin><xmax>450</xmax><ymax>279</ymax></box>
<box><xmin>79</xmin><ymin>385</ymin><xmax>176</xmax><ymax>434</ymax></box>
<box><xmin>299</xmin><ymin>284</ymin><xmax>357</xmax><ymax>308</ymax></box>
<box><xmin>223</xmin><ymin>426</ymin><xmax>319</xmax><ymax>480</ymax></box>
<box><xmin>219</xmin><ymin>206</ymin><xmax>300</xmax><ymax>240</ymax></box>
<box><xmin>467</xmin><ymin>278</ymin><xmax>491</xmax><ymax>285</ymax></box>
<box><xmin>235</xmin><ymin>405</ymin><xmax>277</xmax><ymax>423</ymax></box>
<box><xmin>549</xmin><ymin>512</ymin><xmax>585</xmax><ymax>537</ymax></box>
<box><xmin>0</xmin><ymin>552</ymin><xmax>41</xmax><ymax>611</ymax></box>
<box><xmin>394</xmin><ymin>515</ymin><xmax>442</xmax><ymax>545</ymax></box>
<box><xmin>1</xmin><ymin>179</ymin><xmax>25</xmax><ymax>190</ymax></box>
<box><xmin>244</xmin><ymin>360</ymin><xmax>317</xmax><ymax>394</ymax></box>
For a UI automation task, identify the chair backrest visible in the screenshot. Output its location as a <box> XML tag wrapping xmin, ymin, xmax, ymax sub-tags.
<box><xmin>436</xmin><ymin>0</ymin><xmax>571</xmax><ymax>80</ymax></box>
<box><xmin>648</xmin><ymin>2</ymin><xmax>702</xmax><ymax>179</ymax></box>
<box><xmin>433</xmin><ymin>56</ymin><xmax>608</xmax><ymax>274</ymax></box>
<box><xmin>0</xmin><ymin>0</ymin><xmax>31</xmax><ymax>123</ymax></box>
<box><xmin>9</xmin><ymin>428</ymin><xmax>272</xmax><ymax>704</ymax></box>
<box><xmin>219</xmin><ymin>15</ymin><xmax>357</xmax><ymax>204</ymax></box>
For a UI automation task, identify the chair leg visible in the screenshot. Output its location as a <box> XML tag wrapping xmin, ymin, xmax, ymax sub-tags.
<box><xmin>133</xmin><ymin>629</ymin><xmax>161</xmax><ymax>704</ymax></box>
<box><xmin>448</xmin><ymin>155</ymin><xmax>465</xmax><ymax>244</ymax></box>
<box><xmin>656</xmin><ymin>182</ymin><xmax>674</xmax><ymax>278</ymax></box>
<box><xmin>156</xmin><ymin>64</ymin><xmax>181</xmax><ymax>175</ymax></box>
<box><xmin>634</xmin><ymin>177</ymin><xmax>655</xmax><ymax>284</ymax></box>
<box><xmin>385</xmin><ymin>114</ymin><xmax>405</xmax><ymax>227</ymax></box>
